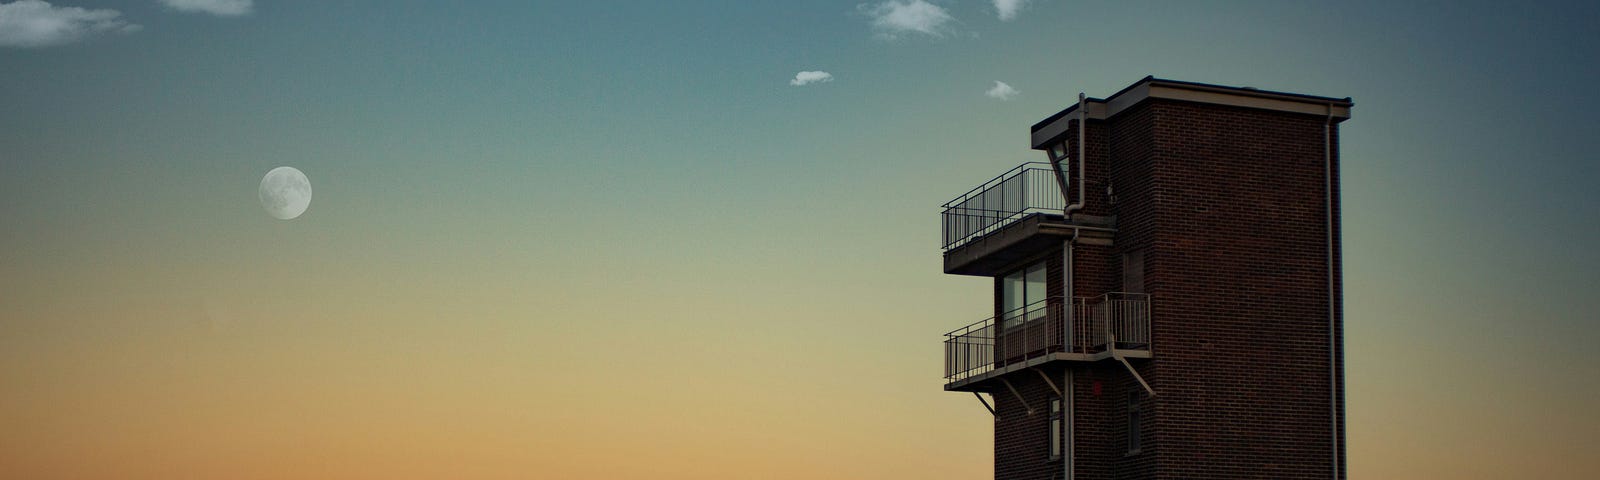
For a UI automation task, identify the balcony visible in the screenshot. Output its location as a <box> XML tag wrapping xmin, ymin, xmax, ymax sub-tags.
<box><xmin>942</xmin><ymin>162</ymin><xmax>1067</xmax><ymax>251</ymax></box>
<box><xmin>943</xmin><ymin>293</ymin><xmax>1151</xmax><ymax>391</ymax></box>
<box><xmin>940</xmin><ymin>163</ymin><xmax>1114</xmax><ymax>276</ymax></box>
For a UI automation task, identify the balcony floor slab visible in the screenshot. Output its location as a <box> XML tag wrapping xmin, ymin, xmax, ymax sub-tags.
<box><xmin>943</xmin><ymin>349</ymin><xmax>1151</xmax><ymax>393</ymax></box>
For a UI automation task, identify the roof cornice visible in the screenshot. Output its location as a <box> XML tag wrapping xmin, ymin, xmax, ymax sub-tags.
<box><xmin>1030</xmin><ymin>76</ymin><xmax>1354</xmax><ymax>149</ymax></box>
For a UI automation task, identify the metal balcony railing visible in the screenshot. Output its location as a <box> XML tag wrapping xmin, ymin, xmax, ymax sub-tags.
<box><xmin>941</xmin><ymin>162</ymin><xmax>1067</xmax><ymax>251</ymax></box>
<box><xmin>943</xmin><ymin>293</ymin><xmax>1151</xmax><ymax>383</ymax></box>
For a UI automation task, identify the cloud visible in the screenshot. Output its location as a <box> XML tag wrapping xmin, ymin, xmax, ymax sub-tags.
<box><xmin>994</xmin><ymin>0</ymin><xmax>1030</xmax><ymax>21</ymax></box>
<box><xmin>986</xmin><ymin>81</ymin><xmax>1019</xmax><ymax>101</ymax></box>
<box><xmin>860</xmin><ymin>0</ymin><xmax>953</xmax><ymax>39</ymax></box>
<box><xmin>0</xmin><ymin>0</ymin><xmax>139</xmax><ymax>48</ymax></box>
<box><xmin>159</xmin><ymin>0</ymin><xmax>252</xmax><ymax>17</ymax></box>
<box><xmin>790</xmin><ymin>71</ymin><xmax>834</xmax><ymax>86</ymax></box>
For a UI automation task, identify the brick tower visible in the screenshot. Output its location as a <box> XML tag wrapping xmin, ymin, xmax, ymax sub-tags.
<box><xmin>940</xmin><ymin>77</ymin><xmax>1352</xmax><ymax>479</ymax></box>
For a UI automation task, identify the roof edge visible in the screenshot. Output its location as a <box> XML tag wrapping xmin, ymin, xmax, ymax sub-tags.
<box><xmin>1029</xmin><ymin>77</ymin><xmax>1354</xmax><ymax>148</ymax></box>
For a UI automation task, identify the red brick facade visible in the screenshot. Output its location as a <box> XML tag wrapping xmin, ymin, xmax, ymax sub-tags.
<box><xmin>959</xmin><ymin>79</ymin><xmax>1349</xmax><ymax>480</ymax></box>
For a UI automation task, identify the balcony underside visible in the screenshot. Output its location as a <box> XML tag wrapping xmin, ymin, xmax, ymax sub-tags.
<box><xmin>943</xmin><ymin>213</ymin><xmax>1115</xmax><ymax>277</ymax></box>
<box><xmin>943</xmin><ymin>349</ymin><xmax>1152</xmax><ymax>393</ymax></box>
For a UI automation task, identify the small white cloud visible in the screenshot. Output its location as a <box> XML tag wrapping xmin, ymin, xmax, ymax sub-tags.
<box><xmin>790</xmin><ymin>71</ymin><xmax>834</xmax><ymax>86</ymax></box>
<box><xmin>159</xmin><ymin>0</ymin><xmax>252</xmax><ymax>17</ymax></box>
<box><xmin>986</xmin><ymin>81</ymin><xmax>1019</xmax><ymax>101</ymax></box>
<box><xmin>994</xmin><ymin>0</ymin><xmax>1030</xmax><ymax>21</ymax></box>
<box><xmin>0</xmin><ymin>0</ymin><xmax>139</xmax><ymax>48</ymax></box>
<box><xmin>860</xmin><ymin>0</ymin><xmax>953</xmax><ymax>39</ymax></box>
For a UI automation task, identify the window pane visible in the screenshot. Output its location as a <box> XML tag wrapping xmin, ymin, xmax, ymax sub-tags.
<box><xmin>1123</xmin><ymin>250</ymin><xmax>1145</xmax><ymax>294</ymax></box>
<box><xmin>1050</xmin><ymin>398</ymin><xmax>1063</xmax><ymax>458</ymax></box>
<box><xmin>1003</xmin><ymin>262</ymin><xmax>1049</xmax><ymax>327</ymax></box>
<box><xmin>1051</xmin><ymin>418</ymin><xmax>1061</xmax><ymax>457</ymax></box>
<box><xmin>1025</xmin><ymin>263</ymin><xmax>1047</xmax><ymax>320</ymax></box>
<box><xmin>1026</xmin><ymin>263</ymin><xmax>1046</xmax><ymax>303</ymax></box>
<box><xmin>1002</xmin><ymin>272</ymin><xmax>1023</xmax><ymax>327</ymax></box>
<box><xmin>1003</xmin><ymin>272</ymin><xmax>1024</xmax><ymax>311</ymax></box>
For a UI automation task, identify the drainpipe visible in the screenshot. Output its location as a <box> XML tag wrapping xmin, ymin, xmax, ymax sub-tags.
<box><xmin>1067</xmin><ymin>93</ymin><xmax>1087</xmax><ymax>216</ymax></box>
<box><xmin>1059</xmin><ymin>91</ymin><xmax>1087</xmax><ymax>480</ymax></box>
<box><xmin>1325</xmin><ymin>103</ymin><xmax>1340</xmax><ymax>480</ymax></box>
<box><xmin>1060</xmin><ymin>232</ymin><xmax>1077</xmax><ymax>480</ymax></box>
<box><xmin>1061</xmin><ymin>236</ymin><xmax>1078</xmax><ymax>480</ymax></box>
<box><xmin>1063</xmin><ymin>367</ymin><xmax>1074</xmax><ymax>480</ymax></box>
<box><xmin>1043</xmin><ymin>93</ymin><xmax>1091</xmax><ymax>480</ymax></box>
<box><xmin>1057</xmin><ymin>93</ymin><xmax>1089</xmax><ymax>351</ymax></box>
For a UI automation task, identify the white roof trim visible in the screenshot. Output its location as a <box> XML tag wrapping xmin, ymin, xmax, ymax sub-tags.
<box><xmin>1031</xmin><ymin>80</ymin><xmax>1352</xmax><ymax>149</ymax></box>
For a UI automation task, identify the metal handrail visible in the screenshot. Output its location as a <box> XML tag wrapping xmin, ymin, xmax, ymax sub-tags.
<box><xmin>943</xmin><ymin>293</ymin><xmax>1152</xmax><ymax>383</ymax></box>
<box><xmin>941</xmin><ymin>162</ymin><xmax>1068</xmax><ymax>251</ymax></box>
<box><xmin>940</xmin><ymin>162</ymin><xmax>1051</xmax><ymax>209</ymax></box>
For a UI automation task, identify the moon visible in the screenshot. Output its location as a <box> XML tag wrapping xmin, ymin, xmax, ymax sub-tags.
<box><xmin>259</xmin><ymin>166</ymin><xmax>312</xmax><ymax>220</ymax></box>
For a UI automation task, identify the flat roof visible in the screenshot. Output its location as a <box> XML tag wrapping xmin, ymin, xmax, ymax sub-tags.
<box><xmin>1030</xmin><ymin>76</ymin><xmax>1354</xmax><ymax>149</ymax></box>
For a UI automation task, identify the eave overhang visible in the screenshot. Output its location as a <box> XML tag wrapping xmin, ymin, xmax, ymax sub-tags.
<box><xmin>1031</xmin><ymin>76</ymin><xmax>1354</xmax><ymax>149</ymax></box>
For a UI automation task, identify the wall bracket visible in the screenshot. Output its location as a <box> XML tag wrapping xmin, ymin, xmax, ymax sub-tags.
<box><xmin>1109</xmin><ymin>333</ymin><xmax>1156</xmax><ymax>397</ymax></box>
<box><xmin>1001</xmin><ymin>377</ymin><xmax>1035</xmax><ymax>415</ymax></box>
<box><xmin>973</xmin><ymin>392</ymin><xmax>996</xmax><ymax>417</ymax></box>
<box><xmin>1034</xmin><ymin>368</ymin><xmax>1062</xmax><ymax>397</ymax></box>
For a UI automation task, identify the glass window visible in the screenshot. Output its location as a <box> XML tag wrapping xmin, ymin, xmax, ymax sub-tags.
<box><xmin>1050</xmin><ymin>398</ymin><xmax>1063</xmax><ymax>459</ymax></box>
<box><xmin>1025</xmin><ymin>262</ymin><xmax>1046</xmax><ymax>320</ymax></box>
<box><xmin>1001</xmin><ymin>261</ymin><xmax>1048</xmax><ymax>328</ymax></box>
<box><xmin>1003</xmin><ymin>270</ymin><xmax>1025</xmax><ymax>316</ymax></box>
<box><xmin>1122</xmin><ymin>250</ymin><xmax>1145</xmax><ymax>294</ymax></box>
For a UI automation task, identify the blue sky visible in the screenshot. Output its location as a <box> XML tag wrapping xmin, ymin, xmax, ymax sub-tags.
<box><xmin>2</xmin><ymin>1</ymin><xmax>1598</xmax><ymax>478</ymax></box>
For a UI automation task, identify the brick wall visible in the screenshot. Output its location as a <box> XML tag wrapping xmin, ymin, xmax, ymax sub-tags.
<box><xmin>1104</xmin><ymin>100</ymin><xmax>1162</xmax><ymax>480</ymax></box>
<box><xmin>993</xmin><ymin>370</ymin><xmax>1061</xmax><ymax>480</ymax></box>
<box><xmin>984</xmin><ymin>95</ymin><xmax>1343</xmax><ymax>480</ymax></box>
<box><xmin>1141</xmin><ymin>99</ymin><xmax>1341</xmax><ymax>480</ymax></box>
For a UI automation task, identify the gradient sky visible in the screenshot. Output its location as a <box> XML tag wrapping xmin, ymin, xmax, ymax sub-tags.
<box><xmin>2</xmin><ymin>1</ymin><xmax>1597</xmax><ymax>478</ymax></box>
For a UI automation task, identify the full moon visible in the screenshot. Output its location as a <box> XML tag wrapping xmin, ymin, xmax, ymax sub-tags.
<box><xmin>259</xmin><ymin>166</ymin><xmax>312</xmax><ymax>220</ymax></box>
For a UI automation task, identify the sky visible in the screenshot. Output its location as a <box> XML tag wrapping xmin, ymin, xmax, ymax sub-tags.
<box><xmin>1</xmin><ymin>0</ymin><xmax>1597</xmax><ymax>478</ymax></box>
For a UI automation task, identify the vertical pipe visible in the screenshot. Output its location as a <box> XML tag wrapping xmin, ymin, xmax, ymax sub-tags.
<box><xmin>1065</xmin><ymin>93</ymin><xmax>1087</xmax><ymax>216</ymax></box>
<box><xmin>1063</xmin><ymin>239</ymin><xmax>1074</xmax><ymax>350</ymax></box>
<box><xmin>1064</xmin><ymin>368</ymin><xmax>1074</xmax><ymax>480</ymax></box>
<box><xmin>1062</xmin><ymin>237</ymin><xmax>1077</xmax><ymax>479</ymax></box>
<box><xmin>1077</xmin><ymin>92</ymin><xmax>1086</xmax><ymax>212</ymax></box>
<box><xmin>1059</xmin><ymin>92</ymin><xmax>1088</xmax><ymax>480</ymax></box>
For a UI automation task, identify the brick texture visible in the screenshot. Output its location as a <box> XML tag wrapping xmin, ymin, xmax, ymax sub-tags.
<box><xmin>977</xmin><ymin>95</ymin><xmax>1344</xmax><ymax>480</ymax></box>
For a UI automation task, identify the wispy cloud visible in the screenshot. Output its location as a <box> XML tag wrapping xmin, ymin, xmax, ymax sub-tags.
<box><xmin>994</xmin><ymin>0</ymin><xmax>1030</xmax><ymax>21</ymax></box>
<box><xmin>159</xmin><ymin>0</ymin><xmax>252</xmax><ymax>17</ymax></box>
<box><xmin>0</xmin><ymin>0</ymin><xmax>139</xmax><ymax>48</ymax></box>
<box><xmin>860</xmin><ymin>0</ymin><xmax>953</xmax><ymax>39</ymax></box>
<box><xmin>790</xmin><ymin>70</ymin><xmax>834</xmax><ymax>86</ymax></box>
<box><xmin>986</xmin><ymin>81</ymin><xmax>1019</xmax><ymax>101</ymax></box>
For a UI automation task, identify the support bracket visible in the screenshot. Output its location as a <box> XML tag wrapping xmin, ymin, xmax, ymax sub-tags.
<box><xmin>1109</xmin><ymin>333</ymin><xmax>1156</xmax><ymax>397</ymax></box>
<box><xmin>1034</xmin><ymin>368</ymin><xmax>1062</xmax><ymax>397</ymax></box>
<box><xmin>972</xmin><ymin>392</ymin><xmax>996</xmax><ymax>417</ymax></box>
<box><xmin>1000</xmin><ymin>378</ymin><xmax>1035</xmax><ymax>415</ymax></box>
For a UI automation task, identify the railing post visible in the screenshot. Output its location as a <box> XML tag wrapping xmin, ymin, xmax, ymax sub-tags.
<box><xmin>1104</xmin><ymin>297</ymin><xmax>1112</xmax><ymax>351</ymax></box>
<box><xmin>1025</xmin><ymin>308</ymin><xmax>1032</xmax><ymax>363</ymax></box>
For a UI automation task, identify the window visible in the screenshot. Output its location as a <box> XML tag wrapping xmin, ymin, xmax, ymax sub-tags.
<box><xmin>1127</xmin><ymin>390</ymin><xmax>1142</xmax><ymax>454</ymax></box>
<box><xmin>1000</xmin><ymin>261</ymin><xmax>1047</xmax><ymax>329</ymax></box>
<box><xmin>1047</xmin><ymin>141</ymin><xmax>1068</xmax><ymax>162</ymax></box>
<box><xmin>1122</xmin><ymin>250</ymin><xmax>1145</xmax><ymax>294</ymax></box>
<box><xmin>1049</xmin><ymin>398</ymin><xmax>1063</xmax><ymax>459</ymax></box>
